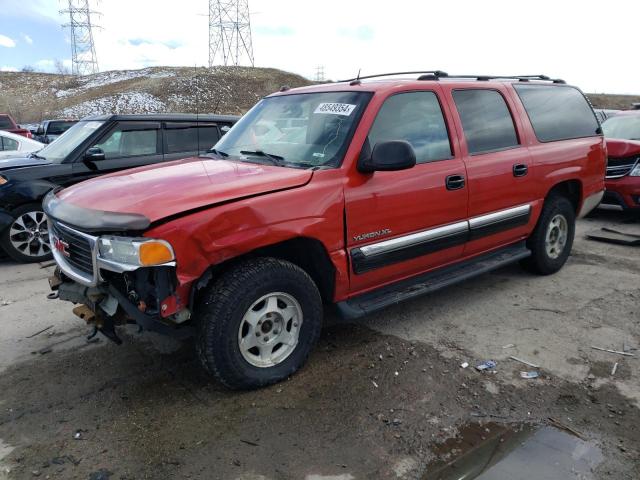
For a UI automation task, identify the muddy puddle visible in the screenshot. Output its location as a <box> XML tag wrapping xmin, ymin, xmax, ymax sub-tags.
<box><xmin>424</xmin><ymin>422</ymin><xmax>603</xmax><ymax>480</ymax></box>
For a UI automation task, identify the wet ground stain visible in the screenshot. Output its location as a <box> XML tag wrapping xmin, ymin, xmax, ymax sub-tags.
<box><xmin>0</xmin><ymin>324</ymin><xmax>637</xmax><ymax>479</ymax></box>
<box><xmin>424</xmin><ymin>422</ymin><xmax>603</xmax><ymax>479</ymax></box>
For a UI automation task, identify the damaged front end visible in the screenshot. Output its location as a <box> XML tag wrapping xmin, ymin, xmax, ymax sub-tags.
<box><xmin>44</xmin><ymin>192</ymin><xmax>193</xmax><ymax>344</ymax></box>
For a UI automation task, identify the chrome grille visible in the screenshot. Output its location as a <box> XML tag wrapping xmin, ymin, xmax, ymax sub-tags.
<box><xmin>606</xmin><ymin>157</ymin><xmax>639</xmax><ymax>179</ymax></box>
<box><xmin>49</xmin><ymin>220</ymin><xmax>98</xmax><ymax>286</ymax></box>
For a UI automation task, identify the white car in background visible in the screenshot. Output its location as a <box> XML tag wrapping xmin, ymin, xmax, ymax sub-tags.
<box><xmin>0</xmin><ymin>130</ymin><xmax>44</xmax><ymax>160</ymax></box>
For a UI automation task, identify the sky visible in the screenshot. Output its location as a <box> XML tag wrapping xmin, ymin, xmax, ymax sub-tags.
<box><xmin>0</xmin><ymin>0</ymin><xmax>638</xmax><ymax>94</ymax></box>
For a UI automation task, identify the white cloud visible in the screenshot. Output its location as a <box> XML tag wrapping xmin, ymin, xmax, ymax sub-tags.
<box><xmin>0</xmin><ymin>34</ymin><xmax>16</xmax><ymax>48</ymax></box>
<box><xmin>0</xmin><ymin>66</ymin><xmax>18</xmax><ymax>72</ymax></box>
<box><xmin>22</xmin><ymin>34</ymin><xmax>33</xmax><ymax>45</ymax></box>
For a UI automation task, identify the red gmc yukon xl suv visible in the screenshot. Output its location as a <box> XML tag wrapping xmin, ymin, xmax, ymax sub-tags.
<box><xmin>45</xmin><ymin>72</ymin><xmax>606</xmax><ymax>389</ymax></box>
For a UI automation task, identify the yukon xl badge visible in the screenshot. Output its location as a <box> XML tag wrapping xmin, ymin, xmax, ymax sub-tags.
<box><xmin>353</xmin><ymin>229</ymin><xmax>392</xmax><ymax>242</ymax></box>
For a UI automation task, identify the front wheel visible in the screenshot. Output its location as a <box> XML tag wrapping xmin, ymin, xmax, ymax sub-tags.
<box><xmin>195</xmin><ymin>257</ymin><xmax>323</xmax><ymax>390</ymax></box>
<box><xmin>0</xmin><ymin>204</ymin><xmax>52</xmax><ymax>263</ymax></box>
<box><xmin>521</xmin><ymin>195</ymin><xmax>575</xmax><ymax>275</ymax></box>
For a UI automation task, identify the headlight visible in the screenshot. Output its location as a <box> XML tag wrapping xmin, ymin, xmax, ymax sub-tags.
<box><xmin>630</xmin><ymin>163</ymin><xmax>640</xmax><ymax>177</ymax></box>
<box><xmin>0</xmin><ymin>176</ymin><xmax>8</xmax><ymax>186</ymax></box>
<box><xmin>98</xmin><ymin>236</ymin><xmax>175</xmax><ymax>267</ymax></box>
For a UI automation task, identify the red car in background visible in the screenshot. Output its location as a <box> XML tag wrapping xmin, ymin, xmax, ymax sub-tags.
<box><xmin>601</xmin><ymin>111</ymin><xmax>640</xmax><ymax>211</ymax></box>
<box><xmin>0</xmin><ymin>114</ymin><xmax>33</xmax><ymax>139</ymax></box>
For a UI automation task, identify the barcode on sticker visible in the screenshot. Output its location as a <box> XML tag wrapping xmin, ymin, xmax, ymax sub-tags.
<box><xmin>314</xmin><ymin>103</ymin><xmax>356</xmax><ymax>116</ymax></box>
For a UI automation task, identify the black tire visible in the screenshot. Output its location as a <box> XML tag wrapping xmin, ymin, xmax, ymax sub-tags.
<box><xmin>521</xmin><ymin>195</ymin><xmax>575</xmax><ymax>275</ymax></box>
<box><xmin>195</xmin><ymin>257</ymin><xmax>323</xmax><ymax>390</ymax></box>
<box><xmin>0</xmin><ymin>203</ymin><xmax>52</xmax><ymax>263</ymax></box>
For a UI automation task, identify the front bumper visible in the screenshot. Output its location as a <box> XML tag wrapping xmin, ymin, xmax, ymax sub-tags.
<box><xmin>47</xmin><ymin>219</ymin><xmax>192</xmax><ymax>343</ymax></box>
<box><xmin>50</xmin><ymin>268</ymin><xmax>193</xmax><ymax>342</ymax></box>
<box><xmin>604</xmin><ymin>176</ymin><xmax>640</xmax><ymax>210</ymax></box>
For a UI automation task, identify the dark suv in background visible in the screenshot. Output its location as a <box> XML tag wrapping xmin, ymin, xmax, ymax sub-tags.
<box><xmin>0</xmin><ymin>113</ymin><xmax>238</xmax><ymax>263</ymax></box>
<box><xmin>34</xmin><ymin>119</ymin><xmax>79</xmax><ymax>144</ymax></box>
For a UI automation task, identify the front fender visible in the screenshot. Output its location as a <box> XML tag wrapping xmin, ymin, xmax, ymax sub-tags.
<box><xmin>0</xmin><ymin>209</ymin><xmax>14</xmax><ymax>232</ymax></box>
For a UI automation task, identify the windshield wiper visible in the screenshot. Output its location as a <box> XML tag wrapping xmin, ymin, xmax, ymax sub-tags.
<box><xmin>28</xmin><ymin>152</ymin><xmax>46</xmax><ymax>160</ymax></box>
<box><xmin>208</xmin><ymin>148</ymin><xmax>229</xmax><ymax>158</ymax></box>
<box><xmin>240</xmin><ymin>150</ymin><xmax>285</xmax><ymax>166</ymax></box>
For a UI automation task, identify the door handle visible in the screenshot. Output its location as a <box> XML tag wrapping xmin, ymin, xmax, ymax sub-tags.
<box><xmin>513</xmin><ymin>164</ymin><xmax>528</xmax><ymax>177</ymax></box>
<box><xmin>445</xmin><ymin>174</ymin><xmax>465</xmax><ymax>190</ymax></box>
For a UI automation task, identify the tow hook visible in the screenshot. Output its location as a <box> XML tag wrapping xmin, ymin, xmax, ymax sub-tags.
<box><xmin>72</xmin><ymin>304</ymin><xmax>123</xmax><ymax>345</ymax></box>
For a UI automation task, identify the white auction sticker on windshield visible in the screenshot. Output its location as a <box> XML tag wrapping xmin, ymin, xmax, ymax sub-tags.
<box><xmin>314</xmin><ymin>103</ymin><xmax>357</xmax><ymax>116</ymax></box>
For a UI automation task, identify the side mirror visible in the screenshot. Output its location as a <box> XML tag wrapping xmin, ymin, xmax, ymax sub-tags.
<box><xmin>358</xmin><ymin>140</ymin><xmax>416</xmax><ymax>173</ymax></box>
<box><xmin>84</xmin><ymin>147</ymin><xmax>105</xmax><ymax>162</ymax></box>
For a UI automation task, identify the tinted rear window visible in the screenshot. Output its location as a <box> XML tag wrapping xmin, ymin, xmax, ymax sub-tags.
<box><xmin>513</xmin><ymin>85</ymin><xmax>599</xmax><ymax>142</ymax></box>
<box><xmin>0</xmin><ymin>117</ymin><xmax>13</xmax><ymax>129</ymax></box>
<box><xmin>452</xmin><ymin>89</ymin><xmax>519</xmax><ymax>154</ymax></box>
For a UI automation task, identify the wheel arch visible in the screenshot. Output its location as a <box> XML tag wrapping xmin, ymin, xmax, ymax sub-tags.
<box><xmin>545</xmin><ymin>179</ymin><xmax>582</xmax><ymax>213</ymax></box>
<box><xmin>190</xmin><ymin>236</ymin><xmax>337</xmax><ymax>307</ymax></box>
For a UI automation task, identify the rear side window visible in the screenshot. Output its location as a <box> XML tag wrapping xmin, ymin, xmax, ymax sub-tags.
<box><xmin>1</xmin><ymin>137</ymin><xmax>18</xmax><ymax>151</ymax></box>
<box><xmin>452</xmin><ymin>89</ymin><xmax>519</xmax><ymax>155</ymax></box>
<box><xmin>164</xmin><ymin>124</ymin><xmax>221</xmax><ymax>153</ymax></box>
<box><xmin>513</xmin><ymin>85</ymin><xmax>599</xmax><ymax>142</ymax></box>
<box><xmin>368</xmin><ymin>91</ymin><xmax>452</xmax><ymax>164</ymax></box>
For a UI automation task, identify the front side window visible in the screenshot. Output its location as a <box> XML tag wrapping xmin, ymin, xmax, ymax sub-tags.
<box><xmin>213</xmin><ymin>91</ymin><xmax>372</xmax><ymax>168</ymax></box>
<box><xmin>602</xmin><ymin>115</ymin><xmax>640</xmax><ymax>141</ymax></box>
<box><xmin>93</xmin><ymin>126</ymin><xmax>159</xmax><ymax>159</ymax></box>
<box><xmin>452</xmin><ymin>89</ymin><xmax>519</xmax><ymax>155</ymax></box>
<box><xmin>514</xmin><ymin>85</ymin><xmax>600</xmax><ymax>142</ymax></box>
<box><xmin>367</xmin><ymin>91</ymin><xmax>452</xmax><ymax>164</ymax></box>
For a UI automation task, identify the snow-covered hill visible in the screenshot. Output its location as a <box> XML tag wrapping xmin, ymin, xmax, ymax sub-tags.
<box><xmin>0</xmin><ymin>66</ymin><xmax>312</xmax><ymax>122</ymax></box>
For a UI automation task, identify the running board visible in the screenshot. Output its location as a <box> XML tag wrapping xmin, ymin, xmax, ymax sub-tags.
<box><xmin>336</xmin><ymin>242</ymin><xmax>531</xmax><ymax>320</ymax></box>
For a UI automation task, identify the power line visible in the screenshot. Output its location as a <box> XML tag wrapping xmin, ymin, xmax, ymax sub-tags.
<box><xmin>314</xmin><ymin>65</ymin><xmax>325</xmax><ymax>82</ymax></box>
<box><xmin>208</xmin><ymin>0</ymin><xmax>255</xmax><ymax>67</ymax></box>
<box><xmin>61</xmin><ymin>0</ymin><xmax>100</xmax><ymax>75</ymax></box>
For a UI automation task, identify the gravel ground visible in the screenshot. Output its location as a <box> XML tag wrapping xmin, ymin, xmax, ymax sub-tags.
<box><xmin>0</xmin><ymin>209</ymin><xmax>638</xmax><ymax>480</ymax></box>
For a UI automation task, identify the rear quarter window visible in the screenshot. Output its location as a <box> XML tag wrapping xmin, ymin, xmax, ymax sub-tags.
<box><xmin>513</xmin><ymin>85</ymin><xmax>600</xmax><ymax>142</ymax></box>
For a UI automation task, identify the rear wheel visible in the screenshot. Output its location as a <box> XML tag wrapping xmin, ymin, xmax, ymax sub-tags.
<box><xmin>521</xmin><ymin>195</ymin><xmax>575</xmax><ymax>275</ymax></box>
<box><xmin>0</xmin><ymin>204</ymin><xmax>52</xmax><ymax>263</ymax></box>
<box><xmin>195</xmin><ymin>257</ymin><xmax>323</xmax><ymax>390</ymax></box>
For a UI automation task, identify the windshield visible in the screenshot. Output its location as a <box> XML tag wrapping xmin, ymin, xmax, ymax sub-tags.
<box><xmin>602</xmin><ymin>115</ymin><xmax>640</xmax><ymax>141</ymax></box>
<box><xmin>38</xmin><ymin>121</ymin><xmax>103</xmax><ymax>162</ymax></box>
<box><xmin>48</xmin><ymin>121</ymin><xmax>77</xmax><ymax>135</ymax></box>
<box><xmin>212</xmin><ymin>91</ymin><xmax>372</xmax><ymax>168</ymax></box>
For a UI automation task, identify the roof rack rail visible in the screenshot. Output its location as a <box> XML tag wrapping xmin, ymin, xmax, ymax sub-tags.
<box><xmin>339</xmin><ymin>70</ymin><xmax>449</xmax><ymax>83</ymax></box>
<box><xmin>445</xmin><ymin>74</ymin><xmax>566</xmax><ymax>84</ymax></box>
<box><xmin>339</xmin><ymin>71</ymin><xmax>565</xmax><ymax>85</ymax></box>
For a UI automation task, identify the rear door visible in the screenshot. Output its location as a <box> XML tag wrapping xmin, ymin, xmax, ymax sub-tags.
<box><xmin>345</xmin><ymin>88</ymin><xmax>469</xmax><ymax>293</ymax></box>
<box><xmin>445</xmin><ymin>86</ymin><xmax>536</xmax><ymax>257</ymax></box>
<box><xmin>71</xmin><ymin>121</ymin><xmax>162</xmax><ymax>181</ymax></box>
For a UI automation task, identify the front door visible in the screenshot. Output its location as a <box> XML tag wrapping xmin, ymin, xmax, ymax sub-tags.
<box><xmin>72</xmin><ymin>121</ymin><xmax>163</xmax><ymax>182</ymax></box>
<box><xmin>345</xmin><ymin>89</ymin><xmax>469</xmax><ymax>293</ymax></box>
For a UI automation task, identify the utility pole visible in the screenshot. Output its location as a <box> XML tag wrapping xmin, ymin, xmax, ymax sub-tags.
<box><xmin>314</xmin><ymin>65</ymin><xmax>325</xmax><ymax>82</ymax></box>
<box><xmin>208</xmin><ymin>0</ymin><xmax>255</xmax><ymax>67</ymax></box>
<box><xmin>61</xmin><ymin>0</ymin><xmax>100</xmax><ymax>75</ymax></box>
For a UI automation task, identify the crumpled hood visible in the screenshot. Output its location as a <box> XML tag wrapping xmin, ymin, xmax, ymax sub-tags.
<box><xmin>55</xmin><ymin>157</ymin><xmax>314</xmax><ymax>225</ymax></box>
<box><xmin>0</xmin><ymin>156</ymin><xmax>50</xmax><ymax>171</ymax></box>
<box><xmin>605</xmin><ymin>138</ymin><xmax>640</xmax><ymax>158</ymax></box>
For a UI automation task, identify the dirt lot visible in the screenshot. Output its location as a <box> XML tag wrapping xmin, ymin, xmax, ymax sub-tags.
<box><xmin>0</xmin><ymin>210</ymin><xmax>638</xmax><ymax>480</ymax></box>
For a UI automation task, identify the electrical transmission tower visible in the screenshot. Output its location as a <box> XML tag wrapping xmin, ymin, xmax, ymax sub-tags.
<box><xmin>314</xmin><ymin>65</ymin><xmax>325</xmax><ymax>82</ymax></box>
<box><xmin>61</xmin><ymin>0</ymin><xmax>100</xmax><ymax>76</ymax></box>
<box><xmin>208</xmin><ymin>0</ymin><xmax>255</xmax><ymax>68</ymax></box>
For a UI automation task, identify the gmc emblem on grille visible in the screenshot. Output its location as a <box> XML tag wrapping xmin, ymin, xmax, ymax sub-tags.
<box><xmin>54</xmin><ymin>237</ymin><xmax>71</xmax><ymax>257</ymax></box>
